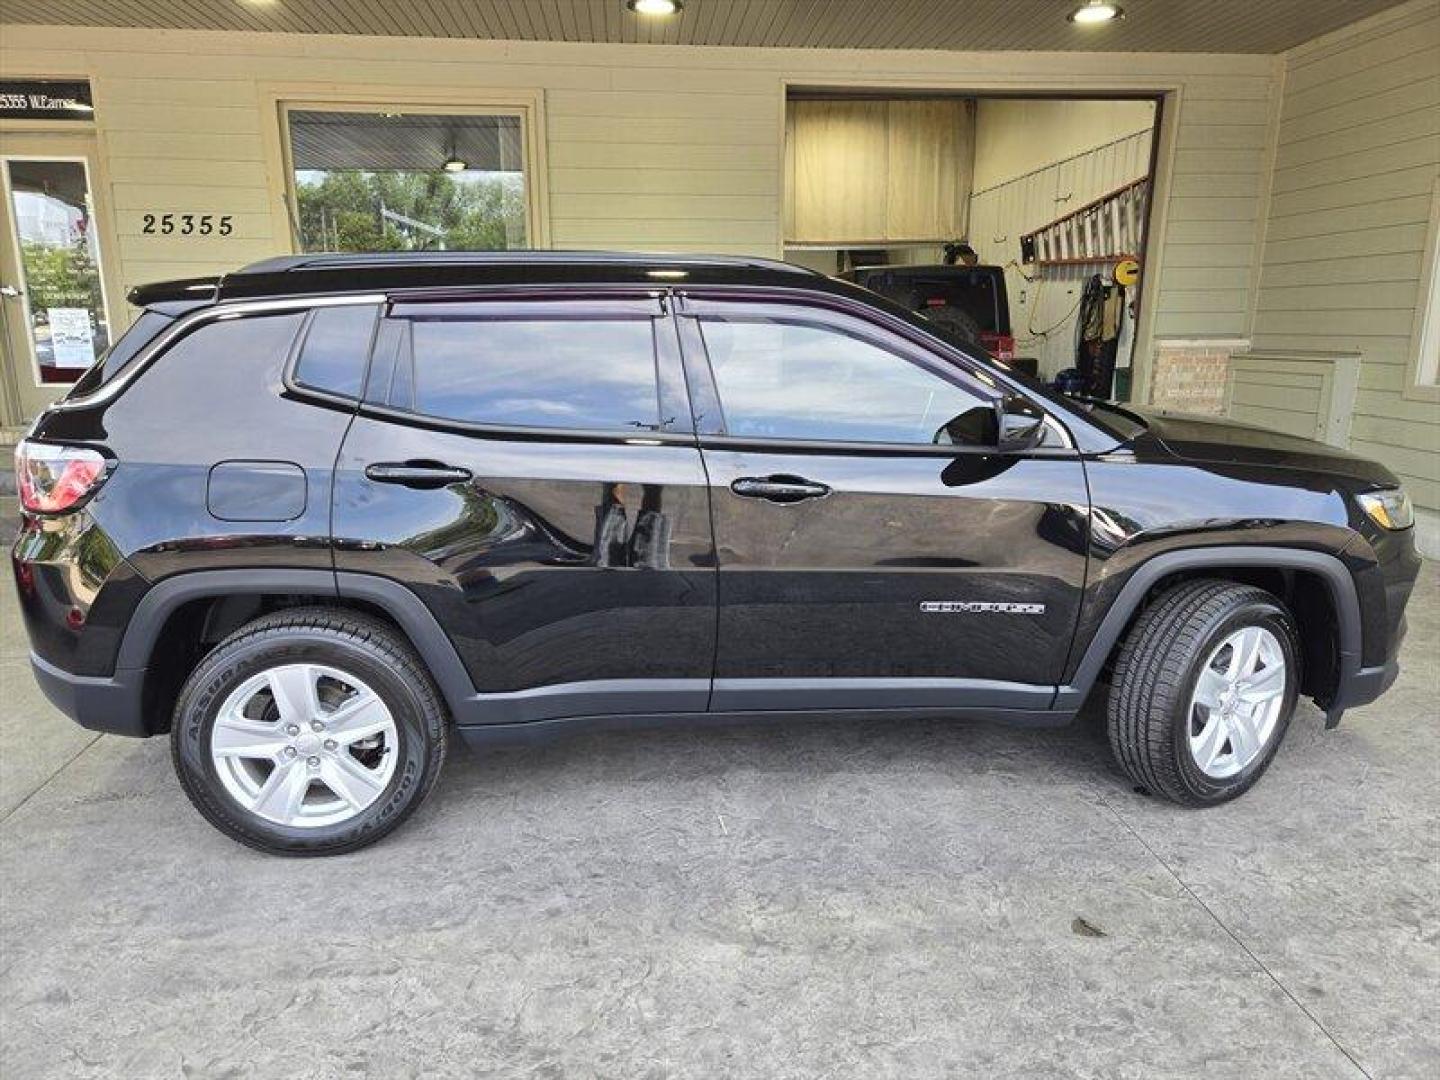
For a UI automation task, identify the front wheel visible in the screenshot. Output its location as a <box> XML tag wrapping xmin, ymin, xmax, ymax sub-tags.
<box><xmin>1107</xmin><ymin>580</ymin><xmax>1300</xmax><ymax>805</ymax></box>
<box><xmin>171</xmin><ymin>608</ymin><xmax>447</xmax><ymax>855</ymax></box>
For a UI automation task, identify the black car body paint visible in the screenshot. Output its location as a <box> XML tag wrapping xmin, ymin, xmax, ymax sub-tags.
<box><xmin>12</xmin><ymin>253</ymin><xmax>1419</xmax><ymax>745</ymax></box>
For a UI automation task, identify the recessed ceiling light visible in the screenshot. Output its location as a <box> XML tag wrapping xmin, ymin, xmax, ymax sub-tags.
<box><xmin>627</xmin><ymin>0</ymin><xmax>682</xmax><ymax>16</ymax></box>
<box><xmin>443</xmin><ymin>156</ymin><xmax>467</xmax><ymax>172</ymax></box>
<box><xmin>1069</xmin><ymin>1</ymin><xmax>1123</xmax><ymax>24</ymax></box>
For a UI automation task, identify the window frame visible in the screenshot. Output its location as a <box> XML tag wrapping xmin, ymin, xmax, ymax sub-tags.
<box><xmin>675</xmin><ymin>292</ymin><xmax>1071</xmax><ymax>456</ymax></box>
<box><xmin>1404</xmin><ymin>175</ymin><xmax>1440</xmax><ymax>402</ymax></box>
<box><xmin>0</xmin><ymin>148</ymin><xmax>120</xmax><ymax>393</ymax></box>
<box><xmin>341</xmin><ymin>292</ymin><xmax>696</xmax><ymax>444</ymax></box>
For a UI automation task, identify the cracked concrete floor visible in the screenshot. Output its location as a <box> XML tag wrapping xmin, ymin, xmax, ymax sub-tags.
<box><xmin>1</xmin><ymin>550</ymin><xmax>1435</xmax><ymax>1078</ymax></box>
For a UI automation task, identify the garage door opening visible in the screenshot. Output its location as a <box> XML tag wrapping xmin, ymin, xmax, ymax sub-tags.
<box><xmin>783</xmin><ymin>92</ymin><xmax>1160</xmax><ymax>400</ymax></box>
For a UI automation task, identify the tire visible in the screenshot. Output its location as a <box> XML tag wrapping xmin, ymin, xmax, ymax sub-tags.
<box><xmin>171</xmin><ymin>608</ymin><xmax>448</xmax><ymax>855</ymax></box>
<box><xmin>1106</xmin><ymin>579</ymin><xmax>1300</xmax><ymax>806</ymax></box>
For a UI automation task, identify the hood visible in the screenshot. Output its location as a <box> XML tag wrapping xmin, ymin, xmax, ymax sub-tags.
<box><xmin>1132</xmin><ymin>409</ymin><xmax>1399</xmax><ymax>488</ymax></box>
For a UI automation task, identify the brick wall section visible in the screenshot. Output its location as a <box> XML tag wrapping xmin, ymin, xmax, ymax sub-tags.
<box><xmin>1148</xmin><ymin>343</ymin><xmax>1243</xmax><ymax>414</ymax></box>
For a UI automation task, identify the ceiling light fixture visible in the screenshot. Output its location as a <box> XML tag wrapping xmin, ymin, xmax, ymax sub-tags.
<box><xmin>627</xmin><ymin>0</ymin><xmax>682</xmax><ymax>16</ymax></box>
<box><xmin>1068</xmin><ymin>1</ymin><xmax>1123</xmax><ymax>24</ymax></box>
<box><xmin>443</xmin><ymin>155</ymin><xmax>467</xmax><ymax>172</ymax></box>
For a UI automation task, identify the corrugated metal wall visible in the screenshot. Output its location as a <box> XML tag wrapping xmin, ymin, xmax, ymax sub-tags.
<box><xmin>969</xmin><ymin>128</ymin><xmax>1153</xmax><ymax>378</ymax></box>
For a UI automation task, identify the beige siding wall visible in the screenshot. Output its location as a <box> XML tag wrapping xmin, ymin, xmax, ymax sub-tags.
<box><xmin>1250</xmin><ymin>0</ymin><xmax>1440</xmax><ymax>508</ymax></box>
<box><xmin>0</xmin><ymin>24</ymin><xmax>1278</xmax><ymax>397</ymax></box>
<box><xmin>972</xmin><ymin>98</ymin><xmax>1156</xmax><ymax>191</ymax></box>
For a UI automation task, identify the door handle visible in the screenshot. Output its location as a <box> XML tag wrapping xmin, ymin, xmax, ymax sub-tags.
<box><xmin>365</xmin><ymin>461</ymin><xmax>472</xmax><ymax>489</ymax></box>
<box><xmin>730</xmin><ymin>475</ymin><xmax>831</xmax><ymax>503</ymax></box>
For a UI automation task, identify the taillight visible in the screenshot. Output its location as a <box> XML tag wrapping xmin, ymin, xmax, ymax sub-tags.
<box><xmin>16</xmin><ymin>440</ymin><xmax>108</xmax><ymax>514</ymax></box>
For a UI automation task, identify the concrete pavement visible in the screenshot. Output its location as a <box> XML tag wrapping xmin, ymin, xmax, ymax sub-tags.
<box><xmin>1</xmin><ymin>557</ymin><xmax>1435</xmax><ymax>1078</ymax></box>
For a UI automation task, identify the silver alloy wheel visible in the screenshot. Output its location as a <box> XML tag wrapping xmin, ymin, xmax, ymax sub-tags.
<box><xmin>209</xmin><ymin>663</ymin><xmax>398</xmax><ymax>828</ymax></box>
<box><xmin>1187</xmin><ymin>625</ymin><xmax>1287</xmax><ymax>779</ymax></box>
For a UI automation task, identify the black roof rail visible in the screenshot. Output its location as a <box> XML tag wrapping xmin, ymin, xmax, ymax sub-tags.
<box><xmin>234</xmin><ymin>250</ymin><xmax>818</xmax><ymax>276</ymax></box>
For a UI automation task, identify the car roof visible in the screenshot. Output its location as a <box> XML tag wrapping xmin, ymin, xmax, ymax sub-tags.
<box><xmin>117</xmin><ymin>249</ymin><xmax>1125</xmax><ymax>455</ymax></box>
<box><xmin>127</xmin><ymin>250</ymin><xmax>829</xmax><ymax>307</ymax></box>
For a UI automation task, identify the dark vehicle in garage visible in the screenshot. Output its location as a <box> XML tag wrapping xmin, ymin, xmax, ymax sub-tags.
<box><xmin>12</xmin><ymin>252</ymin><xmax>1420</xmax><ymax>854</ymax></box>
<box><xmin>841</xmin><ymin>262</ymin><xmax>1018</xmax><ymax>365</ymax></box>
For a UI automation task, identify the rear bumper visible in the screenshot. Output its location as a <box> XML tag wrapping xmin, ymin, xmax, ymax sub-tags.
<box><xmin>30</xmin><ymin>653</ymin><xmax>149</xmax><ymax>737</ymax></box>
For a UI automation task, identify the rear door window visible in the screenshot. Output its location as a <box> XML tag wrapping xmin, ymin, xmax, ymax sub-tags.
<box><xmin>374</xmin><ymin>300</ymin><xmax>666</xmax><ymax>433</ymax></box>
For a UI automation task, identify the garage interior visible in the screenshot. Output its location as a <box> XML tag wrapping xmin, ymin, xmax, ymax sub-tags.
<box><xmin>782</xmin><ymin>92</ymin><xmax>1157</xmax><ymax>394</ymax></box>
<box><xmin>0</xmin><ymin>0</ymin><xmax>1436</xmax><ymax>1076</ymax></box>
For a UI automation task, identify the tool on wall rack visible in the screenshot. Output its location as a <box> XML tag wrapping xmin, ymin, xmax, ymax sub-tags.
<box><xmin>1020</xmin><ymin>176</ymin><xmax>1149</xmax><ymax>266</ymax></box>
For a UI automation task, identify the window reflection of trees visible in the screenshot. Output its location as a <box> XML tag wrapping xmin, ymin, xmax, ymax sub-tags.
<box><xmin>409</xmin><ymin>319</ymin><xmax>660</xmax><ymax>431</ymax></box>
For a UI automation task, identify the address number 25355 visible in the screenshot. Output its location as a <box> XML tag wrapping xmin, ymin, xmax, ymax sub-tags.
<box><xmin>141</xmin><ymin>213</ymin><xmax>234</xmax><ymax>236</ymax></box>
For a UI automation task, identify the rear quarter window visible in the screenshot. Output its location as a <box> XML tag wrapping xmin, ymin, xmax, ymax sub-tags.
<box><xmin>291</xmin><ymin>304</ymin><xmax>380</xmax><ymax>399</ymax></box>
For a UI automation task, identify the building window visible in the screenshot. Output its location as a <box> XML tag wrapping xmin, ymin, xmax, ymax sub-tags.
<box><xmin>285</xmin><ymin>108</ymin><xmax>531</xmax><ymax>252</ymax></box>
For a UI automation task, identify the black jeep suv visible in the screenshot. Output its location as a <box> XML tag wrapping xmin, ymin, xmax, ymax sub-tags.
<box><xmin>13</xmin><ymin>252</ymin><xmax>1419</xmax><ymax>855</ymax></box>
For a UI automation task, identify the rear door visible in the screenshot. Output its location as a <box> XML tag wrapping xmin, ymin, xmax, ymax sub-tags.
<box><xmin>330</xmin><ymin>292</ymin><xmax>716</xmax><ymax>723</ymax></box>
<box><xmin>675</xmin><ymin>294</ymin><xmax>1090</xmax><ymax>715</ymax></box>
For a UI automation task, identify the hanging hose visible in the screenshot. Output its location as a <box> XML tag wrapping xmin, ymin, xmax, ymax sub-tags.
<box><xmin>1072</xmin><ymin>273</ymin><xmax>1124</xmax><ymax>397</ymax></box>
<box><xmin>1074</xmin><ymin>274</ymin><xmax>1107</xmax><ymax>371</ymax></box>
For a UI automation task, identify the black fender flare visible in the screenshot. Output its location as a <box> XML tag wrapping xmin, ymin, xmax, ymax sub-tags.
<box><xmin>115</xmin><ymin>569</ymin><xmax>478</xmax><ymax>718</ymax></box>
<box><xmin>1054</xmin><ymin>545</ymin><xmax>1361</xmax><ymax>710</ymax></box>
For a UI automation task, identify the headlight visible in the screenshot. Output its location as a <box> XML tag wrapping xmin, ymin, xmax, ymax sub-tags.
<box><xmin>1357</xmin><ymin>487</ymin><xmax>1413</xmax><ymax>531</ymax></box>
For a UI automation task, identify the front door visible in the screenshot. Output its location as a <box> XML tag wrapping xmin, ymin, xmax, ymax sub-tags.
<box><xmin>676</xmin><ymin>295</ymin><xmax>1091</xmax><ymax>714</ymax></box>
<box><xmin>0</xmin><ymin>133</ymin><xmax>120</xmax><ymax>425</ymax></box>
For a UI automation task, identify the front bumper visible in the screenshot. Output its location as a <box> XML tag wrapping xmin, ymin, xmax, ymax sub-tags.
<box><xmin>1324</xmin><ymin>658</ymin><xmax>1401</xmax><ymax>728</ymax></box>
<box><xmin>30</xmin><ymin>653</ymin><xmax>149</xmax><ymax>737</ymax></box>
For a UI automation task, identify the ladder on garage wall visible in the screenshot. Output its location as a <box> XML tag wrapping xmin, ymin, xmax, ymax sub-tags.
<box><xmin>1019</xmin><ymin>176</ymin><xmax>1149</xmax><ymax>266</ymax></box>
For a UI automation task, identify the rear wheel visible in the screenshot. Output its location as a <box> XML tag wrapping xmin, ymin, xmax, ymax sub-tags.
<box><xmin>171</xmin><ymin>608</ymin><xmax>447</xmax><ymax>855</ymax></box>
<box><xmin>1106</xmin><ymin>580</ymin><xmax>1299</xmax><ymax>805</ymax></box>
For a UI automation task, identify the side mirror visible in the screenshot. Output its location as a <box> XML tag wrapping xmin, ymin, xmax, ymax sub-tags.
<box><xmin>995</xmin><ymin>394</ymin><xmax>1046</xmax><ymax>453</ymax></box>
